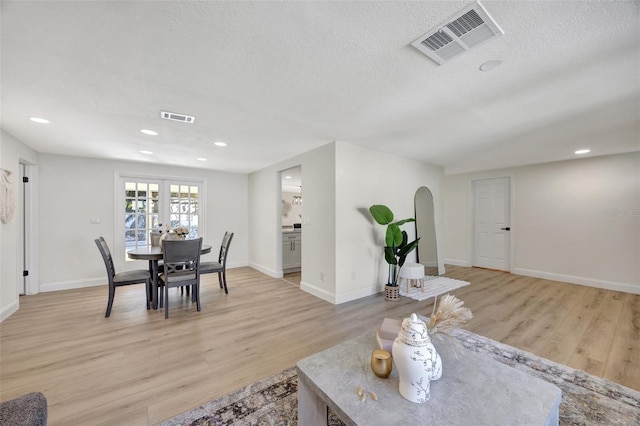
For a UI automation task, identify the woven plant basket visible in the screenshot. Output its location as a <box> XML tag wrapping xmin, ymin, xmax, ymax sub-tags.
<box><xmin>385</xmin><ymin>285</ymin><xmax>400</xmax><ymax>301</ymax></box>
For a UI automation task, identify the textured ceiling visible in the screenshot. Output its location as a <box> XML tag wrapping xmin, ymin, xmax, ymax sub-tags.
<box><xmin>2</xmin><ymin>1</ymin><xmax>639</xmax><ymax>174</ymax></box>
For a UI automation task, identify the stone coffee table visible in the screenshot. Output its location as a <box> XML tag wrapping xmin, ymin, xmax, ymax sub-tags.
<box><xmin>297</xmin><ymin>333</ymin><xmax>562</xmax><ymax>425</ymax></box>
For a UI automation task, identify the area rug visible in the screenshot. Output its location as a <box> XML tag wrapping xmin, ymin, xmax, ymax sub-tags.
<box><xmin>399</xmin><ymin>276</ymin><xmax>470</xmax><ymax>301</ymax></box>
<box><xmin>162</xmin><ymin>328</ymin><xmax>640</xmax><ymax>426</ymax></box>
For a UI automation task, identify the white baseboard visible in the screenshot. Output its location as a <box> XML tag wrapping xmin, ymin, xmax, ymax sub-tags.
<box><xmin>39</xmin><ymin>262</ymin><xmax>250</xmax><ymax>293</ymax></box>
<box><xmin>300</xmin><ymin>282</ymin><xmax>383</xmax><ymax>305</ymax></box>
<box><xmin>300</xmin><ymin>281</ymin><xmax>336</xmax><ymax>304</ymax></box>
<box><xmin>0</xmin><ymin>300</ymin><xmax>19</xmax><ymax>323</ymax></box>
<box><xmin>334</xmin><ymin>285</ymin><xmax>382</xmax><ymax>305</ymax></box>
<box><xmin>444</xmin><ymin>258</ymin><xmax>470</xmax><ymax>267</ymax></box>
<box><xmin>226</xmin><ymin>261</ymin><xmax>249</xmax><ymax>270</ymax></box>
<box><xmin>512</xmin><ymin>268</ymin><xmax>640</xmax><ymax>295</ymax></box>
<box><xmin>40</xmin><ymin>277</ymin><xmax>105</xmax><ymax>293</ymax></box>
<box><xmin>248</xmin><ymin>261</ymin><xmax>283</xmax><ymax>279</ymax></box>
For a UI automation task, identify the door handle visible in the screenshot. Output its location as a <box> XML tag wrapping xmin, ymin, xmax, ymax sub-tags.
<box><xmin>501</xmin><ymin>227</ymin><xmax>511</xmax><ymax>231</ymax></box>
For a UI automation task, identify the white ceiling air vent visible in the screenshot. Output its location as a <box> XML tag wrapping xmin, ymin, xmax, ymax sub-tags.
<box><xmin>412</xmin><ymin>1</ymin><xmax>504</xmax><ymax>65</ymax></box>
<box><xmin>161</xmin><ymin>111</ymin><xmax>195</xmax><ymax>123</ymax></box>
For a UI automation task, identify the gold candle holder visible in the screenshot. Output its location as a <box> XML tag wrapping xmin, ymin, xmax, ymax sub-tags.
<box><xmin>371</xmin><ymin>349</ymin><xmax>393</xmax><ymax>378</ymax></box>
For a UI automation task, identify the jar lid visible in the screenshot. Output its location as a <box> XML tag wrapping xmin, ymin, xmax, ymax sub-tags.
<box><xmin>397</xmin><ymin>313</ymin><xmax>430</xmax><ymax>347</ymax></box>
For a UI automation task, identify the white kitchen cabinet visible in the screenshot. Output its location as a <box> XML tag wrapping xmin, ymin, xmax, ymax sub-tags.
<box><xmin>282</xmin><ymin>232</ymin><xmax>301</xmax><ymax>271</ymax></box>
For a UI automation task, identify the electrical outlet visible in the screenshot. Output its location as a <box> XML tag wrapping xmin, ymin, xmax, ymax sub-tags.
<box><xmin>90</xmin><ymin>217</ymin><xmax>100</xmax><ymax>224</ymax></box>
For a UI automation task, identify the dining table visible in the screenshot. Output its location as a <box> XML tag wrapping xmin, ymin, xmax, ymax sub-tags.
<box><xmin>127</xmin><ymin>244</ymin><xmax>212</xmax><ymax>309</ymax></box>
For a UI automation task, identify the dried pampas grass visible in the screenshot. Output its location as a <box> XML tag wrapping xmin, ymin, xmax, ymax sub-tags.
<box><xmin>428</xmin><ymin>294</ymin><xmax>473</xmax><ymax>335</ymax></box>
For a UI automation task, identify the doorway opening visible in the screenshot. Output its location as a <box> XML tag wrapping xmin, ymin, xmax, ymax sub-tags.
<box><xmin>280</xmin><ymin>166</ymin><xmax>302</xmax><ymax>285</ymax></box>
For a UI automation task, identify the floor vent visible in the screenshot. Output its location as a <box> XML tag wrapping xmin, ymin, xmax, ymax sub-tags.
<box><xmin>161</xmin><ymin>111</ymin><xmax>195</xmax><ymax>123</ymax></box>
<box><xmin>411</xmin><ymin>1</ymin><xmax>504</xmax><ymax>65</ymax></box>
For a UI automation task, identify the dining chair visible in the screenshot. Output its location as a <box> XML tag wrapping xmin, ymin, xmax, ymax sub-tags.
<box><xmin>158</xmin><ymin>238</ymin><xmax>203</xmax><ymax>319</ymax></box>
<box><xmin>94</xmin><ymin>237</ymin><xmax>151</xmax><ymax>317</ymax></box>
<box><xmin>200</xmin><ymin>231</ymin><xmax>234</xmax><ymax>294</ymax></box>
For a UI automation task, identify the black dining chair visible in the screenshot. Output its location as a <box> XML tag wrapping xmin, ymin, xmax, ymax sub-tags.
<box><xmin>158</xmin><ymin>238</ymin><xmax>203</xmax><ymax>319</ymax></box>
<box><xmin>200</xmin><ymin>231</ymin><xmax>234</xmax><ymax>294</ymax></box>
<box><xmin>95</xmin><ymin>237</ymin><xmax>151</xmax><ymax>317</ymax></box>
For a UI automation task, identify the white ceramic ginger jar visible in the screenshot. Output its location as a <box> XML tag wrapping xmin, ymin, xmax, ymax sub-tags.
<box><xmin>392</xmin><ymin>313</ymin><xmax>442</xmax><ymax>403</ymax></box>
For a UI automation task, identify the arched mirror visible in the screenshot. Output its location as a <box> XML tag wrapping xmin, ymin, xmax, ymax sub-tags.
<box><xmin>414</xmin><ymin>186</ymin><xmax>444</xmax><ymax>276</ymax></box>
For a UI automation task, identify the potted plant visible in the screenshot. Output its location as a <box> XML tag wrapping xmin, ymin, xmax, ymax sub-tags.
<box><xmin>369</xmin><ymin>204</ymin><xmax>420</xmax><ymax>301</ymax></box>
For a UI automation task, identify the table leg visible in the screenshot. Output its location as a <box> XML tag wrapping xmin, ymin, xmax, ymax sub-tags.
<box><xmin>298</xmin><ymin>375</ymin><xmax>328</xmax><ymax>426</ymax></box>
<box><xmin>149</xmin><ymin>260</ymin><xmax>159</xmax><ymax>310</ymax></box>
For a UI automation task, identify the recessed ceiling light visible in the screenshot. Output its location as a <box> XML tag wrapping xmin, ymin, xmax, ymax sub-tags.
<box><xmin>30</xmin><ymin>117</ymin><xmax>50</xmax><ymax>124</ymax></box>
<box><xmin>196</xmin><ymin>157</ymin><xmax>207</xmax><ymax>162</ymax></box>
<box><xmin>479</xmin><ymin>60</ymin><xmax>502</xmax><ymax>72</ymax></box>
<box><xmin>140</xmin><ymin>129</ymin><xmax>158</xmax><ymax>136</ymax></box>
<box><xmin>214</xmin><ymin>141</ymin><xmax>227</xmax><ymax>147</ymax></box>
<box><xmin>284</xmin><ymin>176</ymin><xmax>292</xmax><ymax>179</ymax></box>
<box><xmin>140</xmin><ymin>150</ymin><xmax>154</xmax><ymax>155</ymax></box>
<box><xmin>574</xmin><ymin>149</ymin><xmax>591</xmax><ymax>155</ymax></box>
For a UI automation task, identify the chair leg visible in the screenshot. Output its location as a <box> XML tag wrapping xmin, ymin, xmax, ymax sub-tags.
<box><xmin>218</xmin><ymin>272</ymin><xmax>223</xmax><ymax>289</ymax></box>
<box><xmin>222</xmin><ymin>270</ymin><xmax>228</xmax><ymax>294</ymax></box>
<box><xmin>145</xmin><ymin>279</ymin><xmax>151</xmax><ymax>310</ymax></box>
<box><xmin>105</xmin><ymin>285</ymin><xmax>115</xmax><ymax>317</ymax></box>
<box><xmin>165</xmin><ymin>285</ymin><xmax>170</xmax><ymax>319</ymax></box>
<box><xmin>195</xmin><ymin>283</ymin><xmax>201</xmax><ymax>312</ymax></box>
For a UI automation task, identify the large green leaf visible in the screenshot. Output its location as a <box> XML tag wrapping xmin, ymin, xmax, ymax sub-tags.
<box><xmin>385</xmin><ymin>224</ymin><xmax>403</xmax><ymax>247</ymax></box>
<box><xmin>384</xmin><ymin>246</ymin><xmax>397</xmax><ymax>265</ymax></box>
<box><xmin>398</xmin><ymin>238</ymin><xmax>420</xmax><ymax>264</ymax></box>
<box><xmin>369</xmin><ymin>205</ymin><xmax>393</xmax><ymax>225</ymax></box>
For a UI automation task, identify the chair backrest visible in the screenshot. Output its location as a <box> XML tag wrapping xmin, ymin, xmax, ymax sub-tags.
<box><xmin>162</xmin><ymin>238</ymin><xmax>203</xmax><ymax>284</ymax></box>
<box><xmin>218</xmin><ymin>232</ymin><xmax>234</xmax><ymax>267</ymax></box>
<box><xmin>95</xmin><ymin>237</ymin><xmax>116</xmax><ymax>280</ymax></box>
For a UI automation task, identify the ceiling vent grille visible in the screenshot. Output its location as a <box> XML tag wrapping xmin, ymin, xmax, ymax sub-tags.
<box><xmin>411</xmin><ymin>1</ymin><xmax>504</xmax><ymax>65</ymax></box>
<box><xmin>161</xmin><ymin>111</ymin><xmax>195</xmax><ymax>123</ymax></box>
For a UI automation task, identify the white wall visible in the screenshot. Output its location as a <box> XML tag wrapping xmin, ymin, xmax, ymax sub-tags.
<box><xmin>0</xmin><ymin>130</ymin><xmax>38</xmax><ymax>321</ymax></box>
<box><xmin>248</xmin><ymin>142</ymin><xmax>336</xmax><ymax>303</ymax></box>
<box><xmin>36</xmin><ymin>153</ymin><xmax>249</xmax><ymax>291</ymax></box>
<box><xmin>248</xmin><ymin>141</ymin><xmax>444</xmax><ymax>304</ymax></box>
<box><xmin>335</xmin><ymin>142</ymin><xmax>444</xmax><ymax>303</ymax></box>
<box><xmin>443</xmin><ymin>152</ymin><xmax>640</xmax><ymax>294</ymax></box>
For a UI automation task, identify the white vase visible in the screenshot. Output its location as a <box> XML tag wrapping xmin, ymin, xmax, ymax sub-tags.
<box><xmin>392</xmin><ymin>313</ymin><xmax>442</xmax><ymax>403</ymax></box>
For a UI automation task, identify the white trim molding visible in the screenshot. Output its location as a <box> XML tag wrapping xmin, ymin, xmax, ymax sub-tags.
<box><xmin>40</xmin><ymin>263</ymin><xmax>250</xmax><ymax>293</ymax></box>
<box><xmin>513</xmin><ymin>268</ymin><xmax>640</xmax><ymax>295</ymax></box>
<box><xmin>40</xmin><ymin>277</ymin><xmax>105</xmax><ymax>293</ymax></box>
<box><xmin>300</xmin><ymin>281</ymin><xmax>336</xmax><ymax>304</ymax></box>
<box><xmin>248</xmin><ymin>261</ymin><xmax>283</xmax><ymax>279</ymax></box>
<box><xmin>444</xmin><ymin>258</ymin><xmax>471</xmax><ymax>267</ymax></box>
<box><xmin>0</xmin><ymin>299</ymin><xmax>19</xmax><ymax>323</ymax></box>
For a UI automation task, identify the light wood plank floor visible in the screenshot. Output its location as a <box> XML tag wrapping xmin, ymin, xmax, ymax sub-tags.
<box><xmin>1</xmin><ymin>266</ymin><xmax>638</xmax><ymax>425</ymax></box>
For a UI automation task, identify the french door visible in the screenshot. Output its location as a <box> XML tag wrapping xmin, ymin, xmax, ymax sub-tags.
<box><xmin>117</xmin><ymin>175</ymin><xmax>204</xmax><ymax>264</ymax></box>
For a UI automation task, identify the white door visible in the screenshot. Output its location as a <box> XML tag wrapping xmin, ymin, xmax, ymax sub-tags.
<box><xmin>18</xmin><ymin>164</ymin><xmax>26</xmax><ymax>295</ymax></box>
<box><xmin>473</xmin><ymin>177</ymin><xmax>511</xmax><ymax>271</ymax></box>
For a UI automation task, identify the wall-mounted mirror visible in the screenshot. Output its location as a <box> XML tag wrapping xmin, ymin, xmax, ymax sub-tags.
<box><xmin>414</xmin><ymin>186</ymin><xmax>444</xmax><ymax>276</ymax></box>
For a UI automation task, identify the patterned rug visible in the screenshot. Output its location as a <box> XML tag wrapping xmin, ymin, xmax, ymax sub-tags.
<box><xmin>162</xmin><ymin>329</ymin><xmax>640</xmax><ymax>426</ymax></box>
<box><xmin>399</xmin><ymin>276</ymin><xmax>470</xmax><ymax>301</ymax></box>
